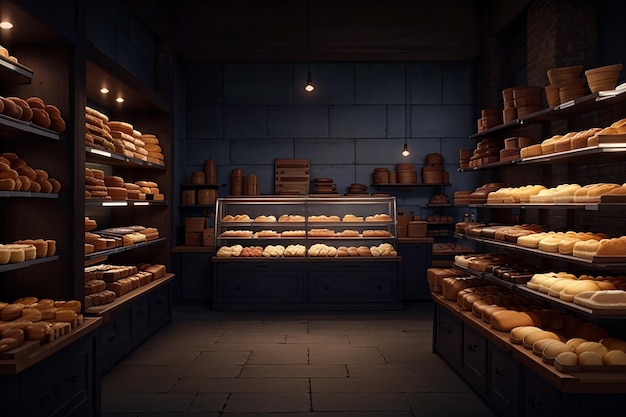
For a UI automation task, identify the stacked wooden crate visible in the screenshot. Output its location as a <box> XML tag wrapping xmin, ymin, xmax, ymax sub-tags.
<box><xmin>274</xmin><ymin>159</ymin><xmax>310</xmax><ymax>195</ymax></box>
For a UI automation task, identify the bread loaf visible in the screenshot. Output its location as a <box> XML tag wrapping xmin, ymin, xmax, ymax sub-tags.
<box><xmin>490</xmin><ymin>310</ymin><xmax>535</xmax><ymax>332</ymax></box>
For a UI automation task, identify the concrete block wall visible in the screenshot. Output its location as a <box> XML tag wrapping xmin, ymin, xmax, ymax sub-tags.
<box><xmin>180</xmin><ymin>62</ymin><xmax>481</xmax><ymax>230</ymax></box>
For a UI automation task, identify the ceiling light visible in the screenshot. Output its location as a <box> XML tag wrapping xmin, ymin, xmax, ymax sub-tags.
<box><xmin>305</xmin><ymin>72</ymin><xmax>314</xmax><ymax>92</ymax></box>
<box><xmin>115</xmin><ymin>97</ymin><xmax>124</xmax><ymax>103</ymax></box>
<box><xmin>402</xmin><ymin>143</ymin><xmax>410</xmax><ymax>157</ymax></box>
<box><xmin>304</xmin><ymin>0</ymin><xmax>314</xmax><ymax>93</ymax></box>
<box><xmin>0</xmin><ymin>21</ymin><xmax>13</xmax><ymax>30</ymax></box>
<box><xmin>100</xmin><ymin>87</ymin><xmax>109</xmax><ymax>94</ymax></box>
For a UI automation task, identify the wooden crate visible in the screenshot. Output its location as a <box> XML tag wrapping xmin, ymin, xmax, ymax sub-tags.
<box><xmin>275</xmin><ymin>158</ymin><xmax>310</xmax><ymax>194</ymax></box>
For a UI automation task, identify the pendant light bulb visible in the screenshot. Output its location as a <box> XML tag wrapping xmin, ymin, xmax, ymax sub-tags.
<box><xmin>402</xmin><ymin>143</ymin><xmax>410</xmax><ymax>157</ymax></box>
<box><xmin>305</xmin><ymin>72</ymin><xmax>315</xmax><ymax>92</ymax></box>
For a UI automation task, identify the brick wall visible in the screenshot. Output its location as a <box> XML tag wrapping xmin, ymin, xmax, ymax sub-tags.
<box><xmin>178</xmin><ymin>62</ymin><xmax>482</xmax><ymax>242</ymax></box>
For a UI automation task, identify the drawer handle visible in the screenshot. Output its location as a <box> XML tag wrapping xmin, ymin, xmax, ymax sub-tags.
<box><xmin>495</xmin><ymin>367</ymin><xmax>505</xmax><ymax>377</ymax></box>
<box><xmin>137</xmin><ymin>309</ymin><xmax>144</xmax><ymax>316</ymax></box>
<box><xmin>54</xmin><ymin>375</ymin><xmax>77</xmax><ymax>394</ymax></box>
<box><xmin>109</xmin><ymin>334</ymin><xmax>116</xmax><ymax>342</ymax></box>
<box><xmin>113</xmin><ymin>322</ymin><xmax>120</xmax><ymax>329</ymax></box>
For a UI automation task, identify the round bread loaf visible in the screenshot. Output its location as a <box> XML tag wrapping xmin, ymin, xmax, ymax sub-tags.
<box><xmin>8</xmin><ymin>97</ymin><xmax>32</xmax><ymax>121</ymax></box>
<box><xmin>602</xmin><ymin>349</ymin><xmax>626</xmax><ymax>365</ymax></box>
<box><xmin>578</xmin><ymin>351</ymin><xmax>603</xmax><ymax>366</ymax></box>
<box><xmin>600</xmin><ymin>337</ymin><xmax>626</xmax><ymax>352</ymax></box>
<box><xmin>510</xmin><ymin>326</ymin><xmax>543</xmax><ymax>344</ymax></box>
<box><xmin>555</xmin><ymin>351</ymin><xmax>578</xmax><ymax>366</ymax></box>
<box><xmin>522</xmin><ymin>330</ymin><xmax>561</xmax><ymax>350</ymax></box>
<box><xmin>532</xmin><ymin>338</ymin><xmax>562</xmax><ymax>356</ymax></box>
<box><xmin>574</xmin><ymin>341</ymin><xmax>608</xmax><ymax>356</ymax></box>
<box><xmin>490</xmin><ymin>310</ymin><xmax>535</xmax><ymax>332</ymax></box>
<box><xmin>571</xmin><ymin>322</ymin><xmax>608</xmax><ymax>341</ymax></box>
<box><xmin>542</xmin><ymin>341</ymin><xmax>574</xmax><ymax>364</ymax></box>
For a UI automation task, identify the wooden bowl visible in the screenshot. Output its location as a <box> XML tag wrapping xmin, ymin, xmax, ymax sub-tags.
<box><xmin>547</xmin><ymin>65</ymin><xmax>582</xmax><ymax>84</ymax></box>
<box><xmin>512</xmin><ymin>86</ymin><xmax>544</xmax><ymax>99</ymax></box>
<box><xmin>514</xmin><ymin>95</ymin><xmax>543</xmax><ymax>107</ymax></box>
<box><xmin>584</xmin><ymin>63</ymin><xmax>623</xmax><ymax>76</ymax></box>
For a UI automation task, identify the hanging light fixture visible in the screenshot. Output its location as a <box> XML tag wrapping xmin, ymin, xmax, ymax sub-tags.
<box><xmin>402</xmin><ymin>64</ymin><xmax>410</xmax><ymax>156</ymax></box>
<box><xmin>304</xmin><ymin>0</ymin><xmax>314</xmax><ymax>92</ymax></box>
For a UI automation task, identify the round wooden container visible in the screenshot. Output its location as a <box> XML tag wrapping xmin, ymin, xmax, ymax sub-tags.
<box><xmin>245</xmin><ymin>175</ymin><xmax>259</xmax><ymax>195</ymax></box>
<box><xmin>422</xmin><ymin>166</ymin><xmax>443</xmax><ymax>184</ymax></box>
<box><xmin>204</xmin><ymin>160</ymin><xmax>217</xmax><ymax>185</ymax></box>
<box><xmin>373</xmin><ymin>170</ymin><xmax>389</xmax><ymax>184</ymax></box>
<box><xmin>396</xmin><ymin>163</ymin><xmax>414</xmax><ymax>171</ymax></box>
<box><xmin>230</xmin><ymin>169</ymin><xmax>244</xmax><ymax>196</ymax></box>
<box><xmin>182</xmin><ymin>190</ymin><xmax>195</xmax><ymax>205</ymax></box>
<box><xmin>388</xmin><ymin>171</ymin><xmax>397</xmax><ymax>184</ymax></box>
<box><xmin>425</xmin><ymin>153</ymin><xmax>443</xmax><ymax>165</ymax></box>
<box><xmin>197</xmin><ymin>189</ymin><xmax>217</xmax><ymax>205</ymax></box>
<box><xmin>397</xmin><ymin>169</ymin><xmax>417</xmax><ymax>184</ymax></box>
<box><xmin>459</xmin><ymin>149</ymin><xmax>473</xmax><ymax>160</ymax></box>
<box><xmin>191</xmin><ymin>171</ymin><xmax>206</xmax><ymax>185</ymax></box>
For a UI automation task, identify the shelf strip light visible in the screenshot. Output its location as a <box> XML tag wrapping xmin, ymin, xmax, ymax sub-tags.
<box><xmin>89</xmin><ymin>148</ymin><xmax>112</xmax><ymax>157</ymax></box>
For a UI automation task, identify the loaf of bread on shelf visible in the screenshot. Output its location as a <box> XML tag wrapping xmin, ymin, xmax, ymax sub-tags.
<box><xmin>365</xmin><ymin>213</ymin><xmax>392</xmax><ymax>222</ymax></box>
<box><xmin>262</xmin><ymin>244</ymin><xmax>285</xmax><ymax>257</ymax></box>
<box><xmin>222</xmin><ymin>214</ymin><xmax>251</xmax><ymax>222</ymax></box>
<box><xmin>573</xmin><ymin>289</ymin><xmax>626</xmax><ymax>309</ymax></box>
<box><xmin>342</xmin><ymin>214</ymin><xmax>364</xmax><ymax>222</ymax></box>
<box><xmin>362</xmin><ymin>229</ymin><xmax>393</xmax><ymax>237</ymax></box>
<box><xmin>283</xmin><ymin>244</ymin><xmax>306</xmax><ymax>257</ymax></box>
<box><xmin>308</xmin><ymin>228</ymin><xmax>334</xmax><ymax>237</ymax></box>
<box><xmin>490</xmin><ymin>310</ymin><xmax>535</xmax><ymax>332</ymax></box>
<box><xmin>278</xmin><ymin>214</ymin><xmax>305</xmax><ymax>222</ymax></box>
<box><xmin>254</xmin><ymin>215</ymin><xmax>277</xmax><ymax>222</ymax></box>
<box><xmin>220</xmin><ymin>230</ymin><xmax>253</xmax><ymax>238</ymax></box>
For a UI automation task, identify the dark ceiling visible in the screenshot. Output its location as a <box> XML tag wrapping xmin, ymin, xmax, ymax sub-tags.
<box><xmin>127</xmin><ymin>0</ymin><xmax>531</xmax><ymax>63</ymax></box>
<box><xmin>169</xmin><ymin>0</ymin><xmax>484</xmax><ymax>62</ymax></box>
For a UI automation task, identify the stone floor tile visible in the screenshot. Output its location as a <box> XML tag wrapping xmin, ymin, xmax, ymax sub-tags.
<box><xmin>174</xmin><ymin>364</ymin><xmax>244</xmax><ymax>378</ymax></box>
<box><xmin>308</xmin><ymin>345</ymin><xmax>385</xmax><ymax>364</ymax></box>
<box><xmin>186</xmin><ymin>393</ymin><xmax>229</xmax><ymax>412</ymax></box>
<box><xmin>311</xmin><ymin>376</ymin><xmax>428</xmax><ymax>393</ymax></box>
<box><xmin>100</xmin><ymin>392</ymin><xmax>195</xmax><ymax>413</ymax></box>
<box><xmin>285</xmin><ymin>333</ymin><xmax>351</xmax><ymax>344</ymax></box>
<box><xmin>247</xmin><ymin>344</ymin><xmax>309</xmax><ymax>364</ymax></box>
<box><xmin>224</xmin><ymin>392</ymin><xmax>311</xmax><ymax>413</ymax></box>
<box><xmin>191</xmin><ymin>350</ymin><xmax>251</xmax><ymax>365</ymax></box>
<box><xmin>405</xmin><ymin>392</ymin><xmax>500</xmax><ymax>417</ymax></box>
<box><xmin>312</xmin><ymin>392</ymin><xmax>410</xmax><ymax>412</ymax></box>
<box><xmin>240</xmin><ymin>364</ymin><xmax>348</xmax><ymax>378</ymax></box>
<box><xmin>102</xmin><ymin>365</ymin><xmax>180</xmax><ymax>392</ymax></box>
<box><xmin>216</xmin><ymin>332</ymin><xmax>287</xmax><ymax>344</ymax></box>
<box><xmin>172</xmin><ymin>377</ymin><xmax>310</xmax><ymax>393</ymax></box>
<box><xmin>120</xmin><ymin>349</ymin><xmax>201</xmax><ymax>365</ymax></box>
<box><xmin>346</xmin><ymin>364</ymin><xmax>418</xmax><ymax>377</ymax></box>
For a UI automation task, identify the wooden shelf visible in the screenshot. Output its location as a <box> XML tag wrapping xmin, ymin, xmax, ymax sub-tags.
<box><xmin>0</xmin><ymin>256</ymin><xmax>59</xmax><ymax>274</ymax></box>
<box><xmin>469</xmin><ymin>90</ymin><xmax>626</xmax><ymax>140</ymax></box>
<box><xmin>0</xmin><ymin>112</ymin><xmax>65</xmax><ymax>141</ymax></box>
<box><xmin>172</xmin><ymin>245</ymin><xmax>215</xmax><ymax>253</ymax></box>
<box><xmin>86</xmin><ymin>145</ymin><xmax>166</xmax><ymax>170</ymax></box>
<box><xmin>433</xmin><ymin>294</ymin><xmax>626</xmax><ymax>393</ymax></box>
<box><xmin>84</xmin><ymin>238</ymin><xmax>167</xmax><ymax>262</ymax></box>
<box><xmin>85</xmin><ymin>199</ymin><xmax>168</xmax><ymax>207</ymax></box>
<box><xmin>84</xmin><ymin>273</ymin><xmax>174</xmax><ymax>321</ymax></box>
<box><xmin>0</xmin><ymin>317</ymin><xmax>102</xmax><ymax>375</ymax></box>
<box><xmin>455</xmin><ymin>233</ymin><xmax>626</xmax><ymax>270</ymax></box>
<box><xmin>0</xmin><ymin>191</ymin><xmax>59</xmax><ymax>198</ymax></box>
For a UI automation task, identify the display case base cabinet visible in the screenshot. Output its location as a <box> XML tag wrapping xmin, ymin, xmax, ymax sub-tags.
<box><xmin>397</xmin><ymin>242</ymin><xmax>432</xmax><ymax>300</ymax></box>
<box><xmin>433</xmin><ymin>303</ymin><xmax>463</xmax><ymax>370</ymax></box>
<box><xmin>461</xmin><ymin>324</ymin><xmax>487</xmax><ymax>397</ymax></box>
<box><xmin>487</xmin><ymin>341</ymin><xmax>521</xmax><ymax>417</ymax></box>
<box><xmin>0</xmin><ymin>333</ymin><xmax>99</xmax><ymax>417</ymax></box>
<box><xmin>213</xmin><ymin>260</ymin><xmax>401</xmax><ymax>310</ymax></box>
<box><xmin>172</xmin><ymin>253</ymin><xmax>213</xmax><ymax>303</ymax></box>
<box><xmin>97</xmin><ymin>282</ymin><xmax>172</xmax><ymax>374</ymax></box>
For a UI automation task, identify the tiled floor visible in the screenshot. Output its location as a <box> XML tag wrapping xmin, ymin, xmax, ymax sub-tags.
<box><xmin>101</xmin><ymin>302</ymin><xmax>498</xmax><ymax>417</ymax></box>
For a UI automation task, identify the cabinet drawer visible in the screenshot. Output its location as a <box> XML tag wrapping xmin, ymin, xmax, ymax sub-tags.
<box><xmin>433</xmin><ymin>304</ymin><xmax>463</xmax><ymax>369</ymax></box>
<box><xmin>309</xmin><ymin>269</ymin><xmax>398</xmax><ymax>302</ymax></box>
<box><xmin>149</xmin><ymin>285</ymin><xmax>171</xmax><ymax>324</ymax></box>
<box><xmin>21</xmin><ymin>336</ymin><xmax>93</xmax><ymax>417</ymax></box>
<box><xmin>462</xmin><ymin>324</ymin><xmax>487</xmax><ymax>396</ymax></box>
<box><xmin>522</xmin><ymin>370</ymin><xmax>560</xmax><ymax>417</ymax></box>
<box><xmin>215</xmin><ymin>268</ymin><xmax>306</xmax><ymax>302</ymax></box>
<box><xmin>100</xmin><ymin>307</ymin><xmax>131</xmax><ymax>368</ymax></box>
<box><xmin>132</xmin><ymin>297</ymin><xmax>150</xmax><ymax>335</ymax></box>
<box><xmin>487</xmin><ymin>342</ymin><xmax>520</xmax><ymax>417</ymax></box>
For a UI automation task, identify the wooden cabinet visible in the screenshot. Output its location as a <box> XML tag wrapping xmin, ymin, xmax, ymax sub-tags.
<box><xmin>433</xmin><ymin>303</ymin><xmax>463</xmax><ymax>369</ymax></box>
<box><xmin>462</xmin><ymin>324</ymin><xmax>487</xmax><ymax>396</ymax></box>
<box><xmin>486</xmin><ymin>341</ymin><xmax>520</xmax><ymax>417</ymax></box>
<box><xmin>397</xmin><ymin>239</ymin><xmax>433</xmax><ymax>300</ymax></box>
<box><xmin>211</xmin><ymin>196</ymin><xmax>401</xmax><ymax>309</ymax></box>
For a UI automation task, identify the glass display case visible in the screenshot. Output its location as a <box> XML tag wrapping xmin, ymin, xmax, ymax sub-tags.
<box><xmin>214</xmin><ymin>196</ymin><xmax>398</xmax><ymax>256</ymax></box>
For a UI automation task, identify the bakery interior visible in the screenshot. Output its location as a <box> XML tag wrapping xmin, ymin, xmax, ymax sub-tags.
<box><xmin>1</xmin><ymin>0</ymin><xmax>626</xmax><ymax>416</ymax></box>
